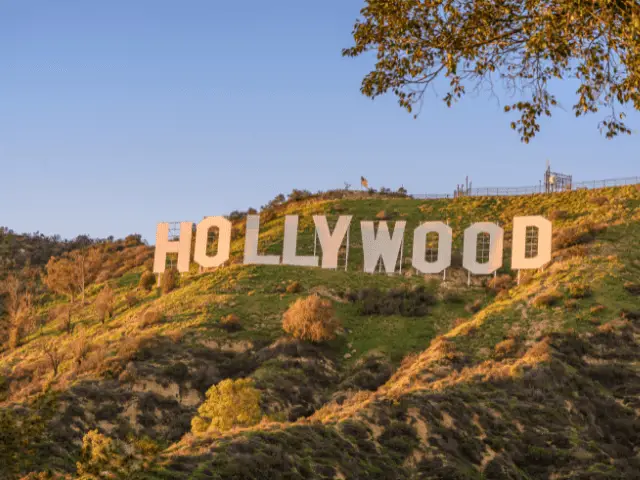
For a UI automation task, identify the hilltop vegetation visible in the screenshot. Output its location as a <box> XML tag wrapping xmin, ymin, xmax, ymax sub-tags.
<box><xmin>1</xmin><ymin>185</ymin><xmax>639</xmax><ymax>479</ymax></box>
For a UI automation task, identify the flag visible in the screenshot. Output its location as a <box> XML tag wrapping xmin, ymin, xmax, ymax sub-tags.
<box><xmin>361</xmin><ymin>176</ymin><xmax>369</xmax><ymax>189</ymax></box>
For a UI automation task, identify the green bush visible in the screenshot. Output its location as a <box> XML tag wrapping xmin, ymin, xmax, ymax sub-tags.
<box><xmin>442</xmin><ymin>290</ymin><xmax>464</xmax><ymax>304</ymax></box>
<box><xmin>191</xmin><ymin>378</ymin><xmax>261</xmax><ymax>433</ymax></box>
<box><xmin>348</xmin><ymin>286</ymin><xmax>436</xmax><ymax>317</ymax></box>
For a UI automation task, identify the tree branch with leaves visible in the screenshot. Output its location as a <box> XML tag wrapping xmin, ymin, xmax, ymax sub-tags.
<box><xmin>344</xmin><ymin>0</ymin><xmax>640</xmax><ymax>142</ymax></box>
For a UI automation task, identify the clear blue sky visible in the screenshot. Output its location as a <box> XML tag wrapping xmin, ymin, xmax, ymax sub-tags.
<box><xmin>1</xmin><ymin>1</ymin><xmax>638</xmax><ymax>243</ymax></box>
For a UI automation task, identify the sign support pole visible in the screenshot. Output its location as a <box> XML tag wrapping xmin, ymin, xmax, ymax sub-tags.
<box><xmin>344</xmin><ymin>226</ymin><xmax>350</xmax><ymax>272</ymax></box>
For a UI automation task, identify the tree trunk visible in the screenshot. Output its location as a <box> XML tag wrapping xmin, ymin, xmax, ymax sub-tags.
<box><xmin>81</xmin><ymin>255</ymin><xmax>85</xmax><ymax>305</ymax></box>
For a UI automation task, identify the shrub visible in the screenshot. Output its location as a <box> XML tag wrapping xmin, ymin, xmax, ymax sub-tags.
<box><xmin>351</xmin><ymin>286</ymin><xmax>436</xmax><ymax>317</ymax></box>
<box><xmin>533</xmin><ymin>291</ymin><xmax>562</xmax><ymax>308</ymax></box>
<box><xmin>442</xmin><ymin>290</ymin><xmax>464</xmax><ymax>304</ymax></box>
<box><xmin>161</xmin><ymin>269</ymin><xmax>178</xmax><ymax>294</ymax></box>
<box><xmin>95</xmin><ymin>286</ymin><xmax>115</xmax><ymax>324</ymax></box>
<box><xmin>72</xmin><ymin>332</ymin><xmax>91</xmax><ymax>368</ymax></box>
<box><xmin>568</xmin><ymin>283</ymin><xmax>592</xmax><ymax>299</ymax></box>
<box><xmin>548</xmin><ymin>209</ymin><xmax>568</xmax><ymax>221</ymax></box>
<box><xmin>494</xmin><ymin>338</ymin><xmax>518</xmax><ymax>359</ymax></box>
<box><xmin>487</xmin><ymin>274</ymin><xmax>514</xmax><ymax>294</ymax></box>
<box><xmin>76</xmin><ymin>430</ymin><xmax>131</xmax><ymax>478</ymax></box>
<box><xmin>41</xmin><ymin>341</ymin><xmax>64</xmax><ymax>377</ymax></box>
<box><xmin>59</xmin><ymin>305</ymin><xmax>73</xmax><ymax>334</ymax></box>
<box><xmin>282</xmin><ymin>295</ymin><xmax>340</xmax><ymax>342</ymax></box>
<box><xmin>220</xmin><ymin>314</ymin><xmax>241</xmax><ymax>332</ymax></box>
<box><xmin>619</xmin><ymin>309</ymin><xmax>640</xmax><ymax>321</ymax></box>
<box><xmin>623</xmin><ymin>282</ymin><xmax>640</xmax><ymax>296</ymax></box>
<box><xmin>163</xmin><ymin>362</ymin><xmax>189</xmax><ymax>382</ymax></box>
<box><xmin>125</xmin><ymin>292</ymin><xmax>138</xmax><ymax>308</ymax></box>
<box><xmin>191</xmin><ymin>378</ymin><xmax>261</xmax><ymax>433</ymax></box>
<box><xmin>139</xmin><ymin>271</ymin><xmax>156</xmax><ymax>291</ymax></box>
<box><xmin>288</xmin><ymin>189</ymin><xmax>313</xmax><ymax>202</ymax></box>
<box><xmin>139</xmin><ymin>310</ymin><xmax>164</xmax><ymax>328</ymax></box>
<box><xmin>553</xmin><ymin>222</ymin><xmax>607</xmax><ymax>250</ymax></box>
<box><xmin>465</xmin><ymin>299</ymin><xmax>483</xmax><ymax>314</ymax></box>
<box><xmin>285</xmin><ymin>281</ymin><xmax>302</xmax><ymax>294</ymax></box>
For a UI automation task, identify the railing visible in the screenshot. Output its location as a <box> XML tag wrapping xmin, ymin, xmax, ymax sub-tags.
<box><xmin>411</xmin><ymin>176</ymin><xmax>640</xmax><ymax>199</ymax></box>
<box><xmin>573</xmin><ymin>176</ymin><xmax>640</xmax><ymax>190</ymax></box>
<box><xmin>411</xmin><ymin>193</ymin><xmax>453</xmax><ymax>199</ymax></box>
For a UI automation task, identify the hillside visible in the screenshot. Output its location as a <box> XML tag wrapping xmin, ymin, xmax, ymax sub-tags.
<box><xmin>1</xmin><ymin>185</ymin><xmax>639</xmax><ymax>479</ymax></box>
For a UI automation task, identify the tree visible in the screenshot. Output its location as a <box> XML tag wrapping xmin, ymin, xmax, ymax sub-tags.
<box><xmin>0</xmin><ymin>275</ymin><xmax>33</xmax><ymax>349</ymax></box>
<box><xmin>41</xmin><ymin>340</ymin><xmax>63</xmax><ymax>377</ymax></box>
<box><xmin>45</xmin><ymin>248</ymin><xmax>102</xmax><ymax>304</ymax></box>
<box><xmin>69</xmin><ymin>248</ymin><xmax>103</xmax><ymax>304</ymax></box>
<box><xmin>282</xmin><ymin>295</ymin><xmax>340</xmax><ymax>342</ymax></box>
<box><xmin>76</xmin><ymin>430</ymin><xmax>124</xmax><ymax>479</ymax></box>
<box><xmin>45</xmin><ymin>256</ymin><xmax>76</xmax><ymax>302</ymax></box>
<box><xmin>95</xmin><ymin>285</ymin><xmax>115</xmax><ymax>324</ymax></box>
<box><xmin>60</xmin><ymin>304</ymin><xmax>74</xmax><ymax>334</ymax></box>
<box><xmin>191</xmin><ymin>378</ymin><xmax>261</xmax><ymax>433</ymax></box>
<box><xmin>75</xmin><ymin>430</ymin><xmax>159</xmax><ymax>479</ymax></box>
<box><xmin>344</xmin><ymin>0</ymin><xmax>640</xmax><ymax>142</ymax></box>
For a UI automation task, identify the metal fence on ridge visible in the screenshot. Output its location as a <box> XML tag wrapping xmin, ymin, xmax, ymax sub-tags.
<box><xmin>411</xmin><ymin>175</ymin><xmax>640</xmax><ymax>199</ymax></box>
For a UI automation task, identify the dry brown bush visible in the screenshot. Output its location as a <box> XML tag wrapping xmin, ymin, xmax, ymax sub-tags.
<box><xmin>71</xmin><ymin>332</ymin><xmax>91</xmax><ymax>369</ymax></box>
<box><xmin>532</xmin><ymin>291</ymin><xmax>563</xmax><ymax>308</ymax></box>
<box><xmin>41</xmin><ymin>341</ymin><xmax>64</xmax><ymax>377</ymax></box>
<box><xmin>282</xmin><ymin>295</ymin><xmax>340</xmax><ymax>342</ymax></box>
<box><xmin>163</xmin><ymin>329</ymin><xmax>184</xmax><ymax>343</ymax></box>
<box><xmin>548</xmin><ymin>209</ymin><xmax>569</xmax><ymax>221</ymax></box>
<box><xmin>429</xmin><ymin>336</ymin><xmax>461</xmax><ymax>363</ymax></box>
<box><xmin>139</xmin><ymin>271</ymin><xmax>156</xmax><ymax>291</ymax></box>
<box><xmin>59</xmin><ymin>305</ymin><xmax>73</xmax><ymax>334</ymax></box>
<box><xmin>95</xmin><ymin>286</ymin><xmax>115</xmax><ymax>324</ymax></box>
<box><xmin>552</xmin><ymin>222</ymin><xmax>606</xmax><ymax>250</ymax></box>
<box><xmin>285</xmin><ymin>281</ymin><xmax>302</xmax><ymax>294</ymax></box>
<box><xmin>488</xmin><ymin>274</ymin><xmax>514</xmax><ymax>294</ymax></box>
<box><xmin>125</xmin><ymin>292</ymin><xmax>138</xmax><ymax>308</ymax></box>
<box><xmin>139</xmin><ymin>310</ymin><xmax>164</xmax><ymax>328</ymax></box>
<box><xmin>95</xmin><ymin>271</ymin><xmax>110</xmax><ymax>284</ymax></box>
<box><xmin>161</xmin><ymin>269</ymin><xmax>178</xmax><ymax>294</ymax></box>
<box><xmin>568</xmin><ymin>283</ymin><xmax>592</xmax><ymax>299</ymax></box>
<box><xmin>493</xmin><ymin>338</ymin><xmax>518</xmax><ymax>359</ymax></box>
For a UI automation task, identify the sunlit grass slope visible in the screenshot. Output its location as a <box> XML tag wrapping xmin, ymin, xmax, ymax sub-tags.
<box><xmin>0</xmin><ymin>185</ymin><xmax>638</xmax><ymax>479</ymax></box>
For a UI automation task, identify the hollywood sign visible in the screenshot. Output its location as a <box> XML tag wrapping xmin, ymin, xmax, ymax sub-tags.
<box><xmin>153</xmin><ymin>215</ymin><xmax>552</xmax><ymax>277</ymax></box>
